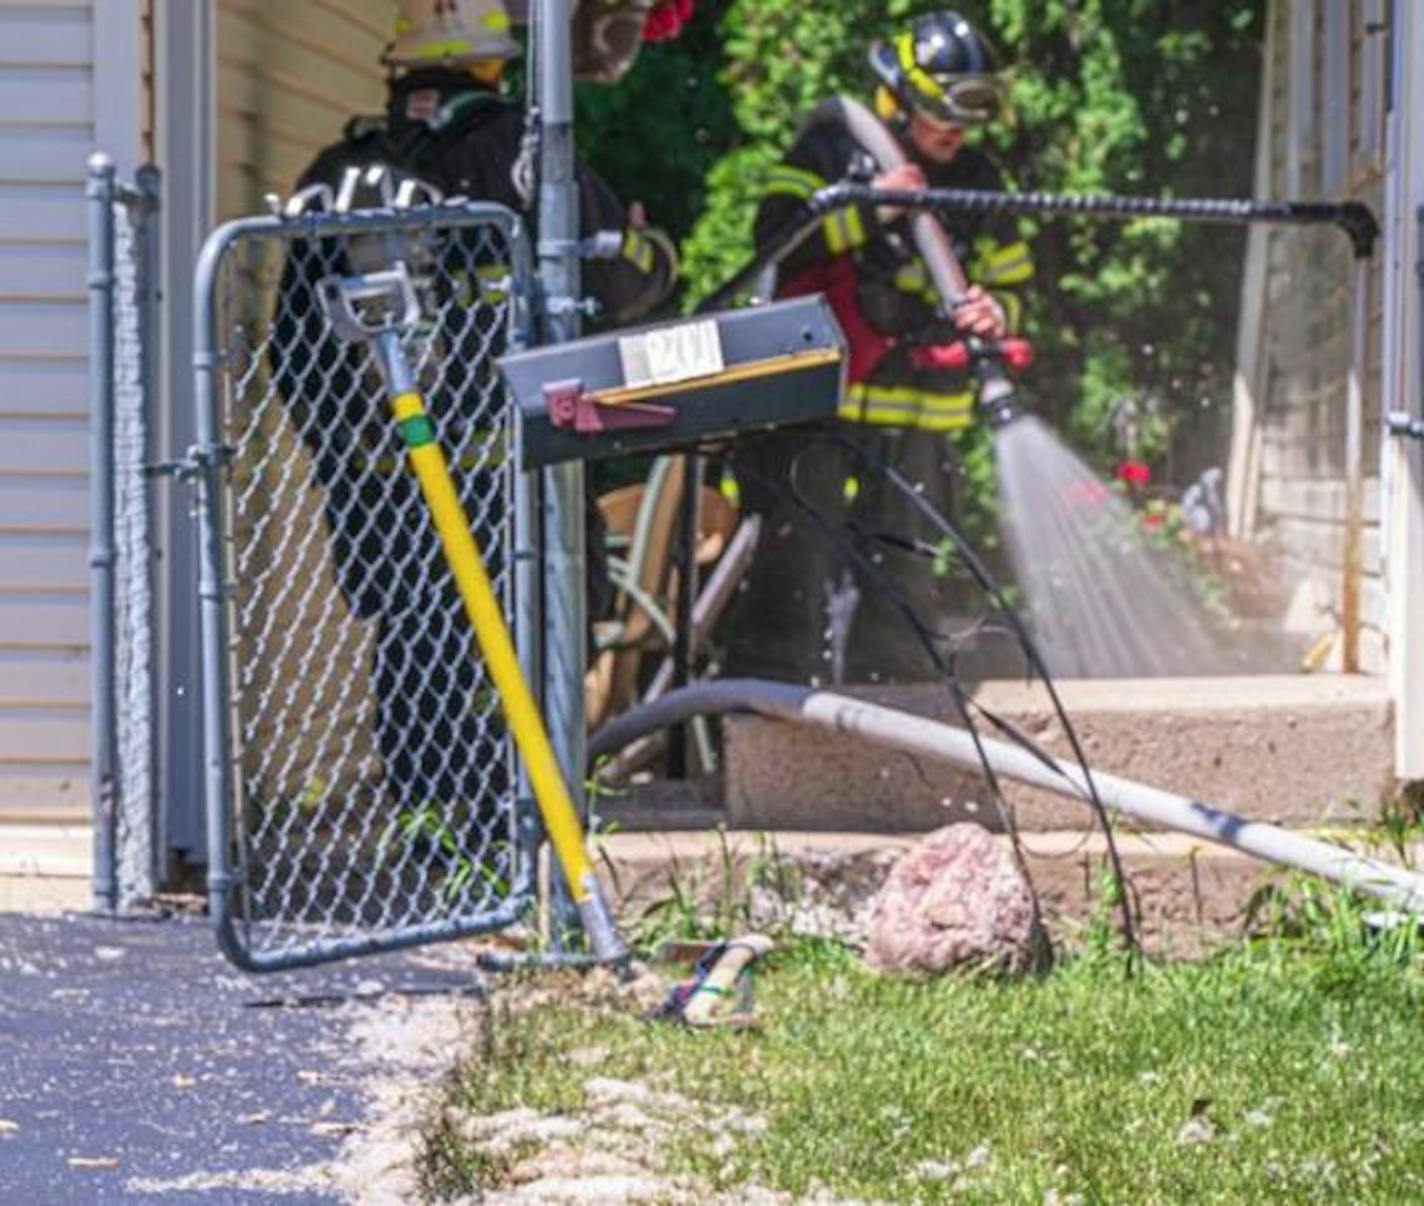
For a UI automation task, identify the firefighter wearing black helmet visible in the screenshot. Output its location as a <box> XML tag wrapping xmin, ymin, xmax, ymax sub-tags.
<box><xmin>725</xmin><ymin>10</ymin><xmax>1033</xmax><ymax>684</ymax></box>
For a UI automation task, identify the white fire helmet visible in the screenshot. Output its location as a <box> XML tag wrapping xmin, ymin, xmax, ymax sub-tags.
<box><xmin>383</xmin><ymin>0</ymin><xmax>522</xmax><ymax>69</ymax></box>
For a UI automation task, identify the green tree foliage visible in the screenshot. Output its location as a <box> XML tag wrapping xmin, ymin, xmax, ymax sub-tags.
<box><xmin>574</xmin><ymin>2</ymin><xmax>739</xmax><ymax>247</ymax></box>
<box><xmin>663</xmin><ymin>0</ymin><xmax>1263</xmax><ymax>481</ymax></box>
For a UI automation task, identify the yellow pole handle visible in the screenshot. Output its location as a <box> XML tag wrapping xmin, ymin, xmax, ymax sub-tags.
<box><xmin>389</xmin><ymin>390</ymin><xmax>622</xmax><ymax>958</ymax></box>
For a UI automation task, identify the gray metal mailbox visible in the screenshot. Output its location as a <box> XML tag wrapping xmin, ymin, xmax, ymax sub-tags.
<box><xmin>498</xmin><ymin>296</ymin><xmax>847</xmax><ymax>468</ymax></box>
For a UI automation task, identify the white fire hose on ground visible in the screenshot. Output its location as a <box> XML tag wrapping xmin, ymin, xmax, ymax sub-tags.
<box><xmin>590</xmin><ymin>680</ymin><xmax>1424</xmax><ymax>914</ymax></box>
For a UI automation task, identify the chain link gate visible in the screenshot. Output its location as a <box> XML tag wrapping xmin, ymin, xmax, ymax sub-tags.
<box><xmin>193</xmin><ymin>203</ymin><xmax>545</xmax><ymax>971</ymax></box>
<box><xmin>87</xmin><ymin>155</ymin><xmax>161</xmax><ymax>914</ymax></box>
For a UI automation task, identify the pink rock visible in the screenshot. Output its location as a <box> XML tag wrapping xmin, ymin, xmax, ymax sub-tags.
<box><xmin>865</xmin><ymin>823</ymin><xmax>1045</xmax><ymax>974</ymax></box>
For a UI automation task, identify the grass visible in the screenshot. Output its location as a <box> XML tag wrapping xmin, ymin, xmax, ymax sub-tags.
<box><xmin>423</xmin><ymin>903</ymin><xmax>1424</xmax><ymax>1202</ymax></box>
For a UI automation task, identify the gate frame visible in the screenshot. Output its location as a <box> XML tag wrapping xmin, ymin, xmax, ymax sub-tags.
<box><xmin>192</xmin><ymin>201</ymin><xmax>544</xmax><ymax>972</ymax></box>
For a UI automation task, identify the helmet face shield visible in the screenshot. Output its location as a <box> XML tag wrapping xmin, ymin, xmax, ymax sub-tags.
<box><xmin>912</xmin><ymin>74</ymin><xmax>1001</xmax><ymax>126</ymax></box>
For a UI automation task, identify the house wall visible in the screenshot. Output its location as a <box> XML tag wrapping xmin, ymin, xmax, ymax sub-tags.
<box><xmin>215</xmin><ymin>0</ymin><xmax>395</xmax><ymax>219</ymax></box>
<box><xmin>0</xmin><ymin>0</ymin><xmax>148</xmax><ymax>823</ymax></box>
<box><xmin>0</xmin><ymin>0</ymin><xmax>392</xmax><ymax>832</ymax></box>
<box><xmin>1239</xmin><ymin>0</ymin><xmax>1389</xmax><ymax>669</ymax></box>
<box><xmin>1381</xmin><ymin>0</ymin><xmax>1424</xmax><ymax>778</ymax></box>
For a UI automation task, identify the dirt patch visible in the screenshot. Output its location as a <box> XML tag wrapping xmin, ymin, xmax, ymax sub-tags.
<box><xmin>436</xmin><ymin>1072</ymin><xmax>783</xmax><ymax>1204</ymax></box>
<box><xmin>324</xmin><ymin>945</ymin><xmax>493</xmax><ymax>1204</ymax></box>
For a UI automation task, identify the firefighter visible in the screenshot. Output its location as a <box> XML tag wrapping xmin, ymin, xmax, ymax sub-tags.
<box><xmin>272</xmin><ymin>0</ymin><xmax>676</xmax><ymax>831</ymax></box>
<box><xmin>725</xmin><ymin>9</ymin><xmax>1033</xmax><ymax>683</ymax></box>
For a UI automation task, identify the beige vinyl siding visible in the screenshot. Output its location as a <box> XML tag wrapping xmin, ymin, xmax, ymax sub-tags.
<box><xmin>0</xmin><ymin>0</ymin><xmax>99</xmax><ymax>818</ymax></box>
<box><xmin>210</xmin><ymin>2</ymin><xmax>396</xmax><ymax>798</ymax></box>
<box><xmin>1245</xmin><ymin>0</ymin><xmax>1387</xmax><ymax>669</ymax></box>
<box><xmin>0</xmin><ymin>0</ymin><xmax>148</xmax><ymax>821</ymax></box>
<box><xmin>216</xmin><ymin>0</ymin><xmax>395</xmax><ymax>219</ymax></box>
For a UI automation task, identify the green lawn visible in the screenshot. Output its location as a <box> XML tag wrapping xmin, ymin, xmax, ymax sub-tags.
<box><xmin>425</xmin><ymin>933</ymin><xmax>1424</xmax><ymax>1202</ymax></box>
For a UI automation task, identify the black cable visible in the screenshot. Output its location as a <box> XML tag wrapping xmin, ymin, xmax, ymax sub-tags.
<box><xmin>822</xmin><ymin>430</ymin><xmax>1139</xmax><ymax>955</ymax></box>
<box><xmin>733</xmin><ymin>450</ymin><xmax>1054</xmax><ymax>955</ymax></box>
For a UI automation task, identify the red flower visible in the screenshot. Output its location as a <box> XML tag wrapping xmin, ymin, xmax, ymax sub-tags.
<box><xmin>1141</xmin><ymin>512</ymin><xmax>1165</xmax><ymax>529</ymax></box>
<box><xmin>1116</xmin><ymin>459</ymin><xmax>1152</xmax><ymax>485</ymax></box>
<box><xmin>643</xmin><ymin>0</ymin><xmax>694</xmax><ymax>41</ymax></box>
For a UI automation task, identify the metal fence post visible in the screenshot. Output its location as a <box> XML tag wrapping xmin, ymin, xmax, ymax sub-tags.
<box><xmin>509</xmin><ymin>233</ymin><xmax>545</xmax><ymax>880</ymax></box>
<box><xmin>191</xmin><ymin>224</ymin><xmax>240</xmax><ymax>952</ymax></box>
<box><xmin>115</xmin><ymin>164</ymin><xmax>163</xmax><ymax>904</ymax></box>
<box><xmin>1342</xmin><ymin>254</ymin><xmax>1370</xmax><ymax>671</ymax></box>
<box><xmin>535</xmin><ymin>0</ymin><xmax>588</xmax><ymax>944</ymax></box>
<box><xmin>86</xmin><ymin>153</ymin><xmax>120</xmax><ymax>914</ymax></box>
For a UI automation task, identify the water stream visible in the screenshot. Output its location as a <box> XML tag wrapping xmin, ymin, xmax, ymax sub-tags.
<box><xmin>993</xmin><ymin>416</ymin><xmax>1227</xmax><ymax>678</ymax></box>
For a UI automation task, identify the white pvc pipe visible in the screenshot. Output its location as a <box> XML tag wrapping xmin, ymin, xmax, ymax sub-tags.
<box><xmin>798</xmin><ymin>689</ymin><xmax>1424</xmax><ymax>911</ymax></box>
<box><xmin>592</xmin><ymin>680</ymin><xmax>1424</xmax><ymax>913</ymax></box>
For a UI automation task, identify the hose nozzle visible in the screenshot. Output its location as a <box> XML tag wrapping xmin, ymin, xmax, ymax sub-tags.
<box><xmin>979</xmin><ymin>372</ymin><xmax>1023</xmax><ymax>430</ymax></box>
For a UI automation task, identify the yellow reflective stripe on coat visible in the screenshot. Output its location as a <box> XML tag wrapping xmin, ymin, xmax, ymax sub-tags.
<box><xmin>840</xmin><ymin>383</ymin><xmax>974</xmax><ymax>430</ymax></box>
<box><xmin>621</xmin><ymin>229</ymin><xmax>657</xmax><ymax>274</ymax></box>
<box><xmin>451</xmin><ymin>263</ymin><xmax>511</xmax><ymax>306</ymax></box>
<box><xmin>973</xmin><ymin>237</ymin><xmax>1034</xmax><ymax>285</ymax></box>
<box><xmin>994</xmin><ymin>289</ymin><xmax>1024</xmax><ymax>334</ymax></box>
<box><xmin>823</xmin><ymin>205</ymin><xmax>867</xmax><ymax>254</ymax></box>
<box><xmin>765</xmin><ymin>163</ymin><xmax>826</xmax><ymax>200</ymax></box>
<box><xmin>892</xmin><ymin>258</ymin><xmax>940</xmax><ymax>303</ymax></box>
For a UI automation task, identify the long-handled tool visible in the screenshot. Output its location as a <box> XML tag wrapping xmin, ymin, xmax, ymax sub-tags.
<box><xmin>318</xmin><ymin>263</ymin><xmax>626</xmax><ymax>966</ymax></box>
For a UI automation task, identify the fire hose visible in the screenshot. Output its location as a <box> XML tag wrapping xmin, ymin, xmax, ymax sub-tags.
<box><xmin>591</xmin><ymin>680</ymin><xmax>1424</xmax><ymax>915</ymax></box>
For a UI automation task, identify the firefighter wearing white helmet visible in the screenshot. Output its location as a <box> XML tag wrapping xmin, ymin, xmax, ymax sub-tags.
<box><xmin>384</xmin><ymin>0</ymin><xmax>522</xmax><ymax>70</ymax></box>
<box><xmin>273</xmin><ymin>0</ymin><xmax>676</xmax><ymax>821</ymax></box>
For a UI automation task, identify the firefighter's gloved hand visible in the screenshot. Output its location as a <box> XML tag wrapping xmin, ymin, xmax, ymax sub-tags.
<box><xmin>952</xmin><ymin>284</ymin><xmax>1006</xmax><ymax>340</ymax></box>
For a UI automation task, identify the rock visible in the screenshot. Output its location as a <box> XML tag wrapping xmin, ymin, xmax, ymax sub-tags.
<box><xmin>864</xmin><ymin>823</ymin><xmax>1046</xmax><ymax>974</ymax></box>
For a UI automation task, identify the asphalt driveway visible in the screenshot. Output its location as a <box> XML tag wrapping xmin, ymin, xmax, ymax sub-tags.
<box><xmin>0</xmin><ymin>911</ymin><xmax>483</xmax><ymax>1203</ymax></box>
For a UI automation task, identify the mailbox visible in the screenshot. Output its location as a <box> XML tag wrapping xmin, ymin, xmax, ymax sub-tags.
<box><xmin>498</xmin><ymin>296</ymin><xmax>847</xmax><ymax>469</ymax></box>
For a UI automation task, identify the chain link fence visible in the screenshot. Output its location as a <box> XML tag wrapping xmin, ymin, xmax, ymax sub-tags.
<box><xmin>87</xmin><ymin>156</ymin><xmax>161</xmax><ymax>913</ymax></box>
<box><xmin>194</xmin><ymin>203</ymin><xmax>541</xmax><ymax>970</ymax></box>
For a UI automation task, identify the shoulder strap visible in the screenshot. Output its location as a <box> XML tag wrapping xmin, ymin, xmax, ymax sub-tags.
<box><xmin>401</xmin><ymin>92</ymin><xmax>515</xmax><ymax>179</ymax></box>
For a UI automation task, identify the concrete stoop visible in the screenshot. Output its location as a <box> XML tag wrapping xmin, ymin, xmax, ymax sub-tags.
<box><xmin>721</xmin><ymin>674</ymin><xmax>1395</xmax><ymax>833</ymax></box>
<box><xmin>0</xmin><ymin>823</ymin><xmax>91</xmax><ymax>911</ymax></box>
<box><xmin>599</xmin><ymin>828</ymin><xmax>1309</xmax><ymax>957</ymax></box>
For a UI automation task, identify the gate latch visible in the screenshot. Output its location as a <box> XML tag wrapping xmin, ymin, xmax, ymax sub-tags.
<box><xmin>145</xmin><ymin>443</ymin><xmax>232</xmax><ymax>481</ymax></box>
<box><xmin>544</xmin><ymin>379</ymin><xmax>675</xmax><ymax>435</ymax></box>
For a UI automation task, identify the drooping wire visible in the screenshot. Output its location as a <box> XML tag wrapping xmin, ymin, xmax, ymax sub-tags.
<box><xmin>730</xmin><ymin>451</ymin><xmax>1055</xmax><ymax>963</ymax></box>
<box><xmin>824</xmin><ymin>430</ymin><xmax>1139</xmax><ymax>954</ymax></box>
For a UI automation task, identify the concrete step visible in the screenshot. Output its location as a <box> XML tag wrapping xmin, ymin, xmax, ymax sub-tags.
<box><xmin>0</xmin><ymin>822</ymin><xmax>91</xmax><ymax>912</ymax></box>
<box><xmin>721</xmin><ymin>674</ymin><xmax>1394</xmax><ymax>833</ymax></box>
<box><xmin>598</xmin><ymin>826</ymin><xmax>1374</xmax><ymax>956</ymax></box>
